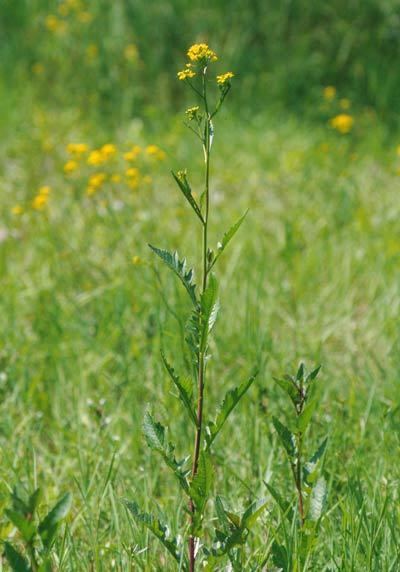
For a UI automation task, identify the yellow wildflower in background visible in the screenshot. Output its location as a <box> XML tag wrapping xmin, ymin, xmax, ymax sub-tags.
<box><xmin>340</xmin><ymin>98</ymin><xmax>351</xmax><ymax>110</ymax></box>
<box><xmin>86</xmin><ymin>44</ymin><xmax>98</xmax><ymax>61</ymax></box>
<box><xmin>216</xmin><ymin>72</ymin><xmax>234</xmax><ymax>85</ymax></box>
<box><xmin>187</xmin><ymin>43</ymin><xmax>217</xmax><ymax>63</ymax></box>
<box><xmin>78</xmin><ymin>11</ymin><xmax>93</xmax><ymax>24</ymax></box>
<box><xmin>32</xmin><ymin>194</ymin><xmax>48</xmax><ymax>210</ymax></box>
<box><xmin>185</xmin><ymin>106</ymin><xmax>200</xmax><ymax>120</ymax></box>
<box><xmin>11</xmin><ymin>205</ymin><xmax>23</xmax><ymax>215</ymax></box>
<box><xmin>124</xmin><ymin>44</ymin><xmax>139</xmax><ymax>62</ymax></box>
<box><xmin>123</xmin><ymin>145</ymin><xmax>141</xmax><ymax>161</ymax></box>
<box><xmin>329</xmin><ymin>114</ymin><xmax>354</xmax><ymax>134</ymax></box>
<box><xmin>87</xmin><ymin>149</ymin><xmax>104</xmax><ymax>165</ymax></box>
<box><xmin>89</xmin><ymin>173</ymin><xmax>106</xmax><ymax>188</ymax></box>
<box><xmin>323</xmin><ymin>86</ymin><xmax>336</xmax><ymax>101</ymax></box>
<box><xmin>132</xmin><ymin>256</ymin><xmax>142</xmax><ymax>265</ymax></box>
<box><xmin>126</xmin><ymin>167</ymin><xmax>140</xmax><ymax>189</ymax></box>
<box><xmin>111</xmin><ymin>174</ymin><xmax>121</xmax><ymax>183</ymax></box>
<box><xmin>67</xmin><ymin>143</ymin><xmax>88</xmax><ymax>155</ymax></box>
<box><xmin>146</xmin><ymin>145</ymin><xmax>166</xmax><ymax>161</ymax></box>
<box><xmin>64</xmin><ymin>160</ymin><xmax>78</xmax><ymax>174</ymax></box>
<box><xmin>38</xmin><ymin>186</ymin><xmax>51</xmax><ymax>196</ymax></box>
<box><xmin>45</xmin><ymin>15</ymin><xmax>62</xmax><ymax>32</ymax></box>
<box><xmin>100</xmin><ymin>143</ymin><xmax>117</xmax><ymax>158</ymax></box>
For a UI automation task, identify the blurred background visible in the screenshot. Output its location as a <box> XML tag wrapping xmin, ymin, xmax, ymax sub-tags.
<box><xmin>2</xmin><ymin>0</ymin><xmax>400</xmax><ymax>127</ymax></box>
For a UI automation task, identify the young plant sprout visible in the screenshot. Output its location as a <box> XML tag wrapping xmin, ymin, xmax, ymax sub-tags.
<box><xmin>126</xmin><ymin>43</ymin><xmax>266</xmax><ymax>571</ymax></box>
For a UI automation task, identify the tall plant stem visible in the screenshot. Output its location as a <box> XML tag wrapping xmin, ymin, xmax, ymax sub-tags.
<box><xmin>189</xmin><ymin>66</ymin><xmax>211</xmax><ymax>572</ymax></box>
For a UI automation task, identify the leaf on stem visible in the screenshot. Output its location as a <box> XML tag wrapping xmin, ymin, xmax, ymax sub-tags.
<box><xmin>149</xmin><ymin>245</ymin><xmax>197</xmax><ymax>306</ymax></box>
<box><xmin>172</xmin><ymin>171</ymin><xmax>204</xmax><ymax>223</ymax></box>
<box><xmin>189</xmin><ymin>451</ymin><xmax>213</xmax><ymax>532</ymax></box>
<box><xmin>303</xmin><ymin>437</ymin><xmax>328</xmax><ymax>485</ymax></box>
<box><xmin>240</xmin><ymin>497</ymin><xmax>269</xmax><ymax>529</ymax></box>
<box><xmin>273</xmin><ymin>375</ymin><xmax>299</xmax><ymax>407</ymax></box>
<box><xmin>210</xmin><ymin>210</ymin><xmax>248</xmax><ymax>269</ymax></box>
<box><xmin>264</xmin><ymin>482</ymin><xmax>294</xmax><ymax>522</ymax></box>
<box><xmin>143</xmin><ymin>411</ymin><xmax>189</xmax><ymax>493</ymax></box>
<box><xmin>3</xmin><ymin>542</ymin><xmax>31</xmax><ymax>572</ymax></box>
<box><xmin>38</xmin><ymin>492</ymin><xmax>72</xmax><ymax>549</ymax></box>
<box><xmin>205</xmin><ymin>371</ymin><xmax>258</xmax><ymax>449</ymax></box>
<box><xmin>5</xmin><ymin>510</ymin><xmax>36</xmax><ymax>543</ymax></box>
<box><xmin>124</xmin><ymin>501</ymin><xmax>182</xmax><ymax>564</ymax></box>
<box><xmin>272</xmin><ymin>417</ymin><xmax>297</xmax><ymax>460</ymax></box>
<box><xmin>309</xmin><ymin>477</ymin><xmax>327</xmax><ymax>521</ymax></box>
<box><xmin>161</xmin><ymin>352</ymin><xmax>196</xmax><ymax>426</ymax></box>
<box><xmin>199</xmin><ymin>273</ymin><xmax>220</xmax><ymax>352</ymax></box>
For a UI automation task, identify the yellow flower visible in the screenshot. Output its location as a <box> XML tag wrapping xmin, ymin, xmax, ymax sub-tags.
<box><xmin>100</xmin><ymin>143</ymin><xmax>117</xmax><ymax>158</ymax></box>
<box><xmin>177</xmin><ymin>67</ymin><xmax>196</xmax><ymax>81</ymax></box>
<box><xmin>126</xmin><ymin>167</ymin><xmax>140</xmax><ymax>189</ymax></box>
<box><xmin>216</xmin><ymin>72</ymin><xmax>234</xmax><ymax>85</ymax></box>
<box><xmin>329</xmin><ymin>114</ymin><xmax>354</xmax><ymax>134</ymax></box>
<box><xmin>146</xmin><ymin>145</ymin><xmax>166</xmax><ymax>160</ymax></box>
<box><xmin>185</xmin><ymin>106</ymin><xmax>200</xmax><ymax>120</ymax></box>
<box><xmin>111</xmin><ymin>174</ymin><xmax>121</xmax><ymax>183</ymax></box>
<box><xmin>124</xmin><ymin>44</ymin><xmax>139</xmax><ymax>62</ymax></box>
<box><xmin>123</xmin><ymin>145</ymin><xmax>141</xmax><ymax>161</ymax></box>
<box><xmin>86</xmin><ymin>186</ymin><xmax>97</xmax><ymax>196</ymax></box>
<box><xmin>89</xmin><ymin>173</ymin><xmax>106</xmax><ymax>188</ymax></box>
<box><xmin>87</xmin><ymin>150</ymin><xmax>104</xmax><ymax>165</ymax></box>
<box><xmin>38</xmin><ymin>185</ymin><xmax>51</xmax><ymax>196</ymax></box>
<box><xmin>45</xmin><ymin>15</ymin><xmax>61</xmax><ymax>32</ymax></box>
<box><xmin>67</xmin><ymin>143</ymin><xmax>88</xmax><ymax>155</ymax></box>
<box><xmin>323</xmin><ymin>86</ymin><xmax>336</xmax><ymax>101</ymax></box>
<box><xmin>32</xmin><ymin>194</ymin><xmax>48</xmax><ymax>210</ymax></box>
<box><xmin>11</xmin><ymin>205</ymin><xmax>23</xmax><ymax>215</ymax></box>
<box><xmin>340</xmin><ymin>98</ymin><xmax>351</xmax><ymax>110</ymax></box>
<box><xmin>132</xmin><ymin>255</ymin><xmax>142</xmax><ymax>265</ymax></box>
<box><xmin>64</xmin><ymin>160</ymin><xmax>79</xmax><ymax>174</ymax></box>
<box><xmin>187</xmin><ymin>43</ymin><xmax>217</xmax><ymax>63</ymax></box>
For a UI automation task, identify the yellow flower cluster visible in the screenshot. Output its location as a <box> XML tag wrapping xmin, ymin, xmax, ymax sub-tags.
<box><xmin>177</xmin><ymin>65</ymin><xmax>196</xmax><ymax>81</ymax></box>
<box><xmin>124</xmin><ymin>44</ymin><xmax>139</xmax><ymax>63</ymax></box>
<box><xmin>64</xmin><ymin>160</ymin><xmax>78</xmax><ymax>174</ymax></box>
<box><xmin>126</xmin><ymin>167</ymin><xmax>140</xmax><ymax>189</ymax></box>
<box><xmin>45</xmin><ymin>1</ymin><xmax>92</xmax><ymax>35</ymax></box>
<box><xmin>146</xmin><ymin>145</ymin><xmax>166</xmax><ymax>161</ymax></box>
<box><xmin>87</xmin><ymin>172</ymin><xmax>107</xmax><ymax>195</ymax></box>
<box><xmin>87</xmin><ymin>144</ymin><xmax>117</xmax><ymax>166</ymax></box>
<box><xmin>329</xmin><ymin>114</ymin><xmax>354</xmax><ymax>134</ymax></box>
<box><xmin>187</xmin><ymin>43</ymin><xmax>217</xmax><ymax>63</ymax></box>
<box><xmin>216</xmin><ymin>72</ymin><xmax>234</xmax><ymax>85</ymax></box>
<box><xmin>123</xmin><ymin>145</ymin><xmax>141</xmax><ymax>162</ymax></box>
<box><xmin>185</xmin><ymin>106</ymin><xmax>200</xmax><ymax>120</ymax></box>
<box><xmin>32</xmin><ymin>186</ymin><xmax>51</xmax><ymax>210</ymax></box>
<box><xmin>67</xmin><ymin>143</ymin><xmax>88</xmax><ymax>155</ymax></box>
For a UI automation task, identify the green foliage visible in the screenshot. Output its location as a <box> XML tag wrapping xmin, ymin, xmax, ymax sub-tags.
<box><xmin>149</xmin><ymin>245</ymin><xmax>198</xmax><ymax>306</ymax></box>
<box><xmin>3</xmin><ymin>488</ymin><xmax>71</xmax><ymax>572</ymax></box>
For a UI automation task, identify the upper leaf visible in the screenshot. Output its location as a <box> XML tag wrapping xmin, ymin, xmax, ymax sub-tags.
<box><xmin>149</xmin><ymin>245</ymin><xmax>197</xmax><ymax>305</ymax></box>
<box><xmin>161</xmin><ymin>352</ymin><xmax>197</xmax><ymax>426</ymax></box>
<box><xmin>5</xmin><ymin>510</ymin><xmax>36</xmax><ymax>542</ymax></box>
<box><xmin>199</xmin><ymin>273</ymin><xmax>220</xmax><ymax>352</ymax></box>
<box><xmin>210</xmin><ymin>211</ymin><xmax>248</xmax><ymax>270</ymax></box>
<box><xmin>303</xmin><ymin>437</ymin><xmax>328</xmax><ymax>486</ymax></box>
<box><xmin>189</xmin><ymin>452</ymin><xmax>213</xmax><ymax>533</ymax></box>
<box><xmin>38</xmin><ymin>492</ymin><xmax>72</xmax><ymax>549</ymax></box>
<box><xmin>205</xmin><ymin>371</ymin><xmax>258</xmax><ymax>449</ymax></box>
<box><xmin>240</xmin><ymin>498</ymin><xmax>268</xmax><ymax>530</ymax></box>
<box><xmin>272</xmin><ymin>417</ymin><xmax>297</xmax><ymax>461</ymax></box>
<box><xmin>172</xmin><ymin>170</ymin><xmax>204</xmax><ymax>223</ymax></box>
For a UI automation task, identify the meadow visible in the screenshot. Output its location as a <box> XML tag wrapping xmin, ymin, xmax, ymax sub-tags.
<box><xmin>1</xmin><ymin>1</ymin><xmax>400</xmax><ymax>570</ymax></box>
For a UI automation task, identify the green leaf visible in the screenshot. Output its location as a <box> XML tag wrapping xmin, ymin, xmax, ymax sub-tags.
<box><xmin>240</xmin><ymin>498</ymin><xmax>268</xmax><ymax>529</ymax></box>
<box><xmin>149</xmin><ymin>245</ymin><xmax>197</xmax><ymax>305</ymax></box>
<box><xmin>28</xmin><ymin>488</ymin><xmax>42</xmax><ymax>515</ymax></box>
<box><xmin>273</xmin><ymin>376</ymin><xmax>299</xmax><ymax>406</ymax></box>
<box><xmin>124</xmin><ymin>501</ymin><xmax>182</xmax><ymax>564</ymax></box>
<box><xmin>296</xmin><ymin>362</ymin><xmax>305</xmax><ymax>382</ymax></box>
<box><xmin>306</xmin><ymin>365</ymin><xmax>321</xmax><ymax>384</ymax></box>
<box><xmin>38</xmin><ymin>559</ymin><xmax>53</xmax><ymax>572</ymax></box>
<box><xmin>309</xmin><ymin>477</ymin><xmax>327</xmax><ymax>521</ymax></box>
<box><xmin>297</xmin><ymin>398</ymin><xmax>317</xmax><ymax>433</ymax></box>
<box><xmin>185</xmin><ymin>308</ymin><xmax>200</xmax><ymax>368</ymax></box>
<box><xmin>5</xmin><ymin>509</ymin><xmax>36</xmax><ymax>542</ymax></box>
<box><xmin>303</xmin><ymin>437</ymin><xmax>328</xmax><ymax>485</ymax></box>
<box><xmin>172</xmin><ymin>170</ymin><xmax>204</xmax><ymax>223</ymax></box>
<box><xmin>189</xmin><ymin>452</ymin><xmax>213</xmax><ymax>515</ymax></box>
<box><xmin>210</xmin><ymin>210</ymin><xmax>248</xmax><ymax>269</ymax></box>
<box><xmin>4</xmin><ymin>542</ymin><xmax>31</xmax><ymax>572</ymax></box>
<box><xmin>206</xmin><ymin>371</ymin><xmax>258</xmax><ymax>449</ymax></box>
<box><xmin>161</xmin><ymin>352</ymin><xmax>197</xmax><ymax>426</ymax></box>
<box><xmin>271</xmin><ymin>541</ymin><xmax>288</xmax><ymax>571</ymax></box>
<box><xmin>264</xmin><ymin>483</ymin><xmax>293</xmax><ymax>522</ymax></box>
<box><xmin>272</xmin><ymin>417</ymin><xmax>297</xmax><ymax>460</ymax></box>
<box><xmin>38</xmin><ymin>493</ymin><xmax>72</xmax><ymax>549</ymax></box>
<box><xmin>199</xmin><ymin>274</ymin><xmax>219</xmax><ymax>352</ymax></box>
<box><xmin>143</xmin><ymin>411</ymin><xmax>189</xmax><ymax>492</ymax></box>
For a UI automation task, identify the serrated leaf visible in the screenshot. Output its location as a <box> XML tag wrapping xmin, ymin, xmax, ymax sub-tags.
<box><xmin>38</xmin><ymin>493</ymin><xmax>71</xmax><ymax>548</ymax></box>
<box><xmin>4</xmin><ymin>542</ymin><xmax>31</xmax><ymax>572</ymax></box>
<box><xmin>5</xmin><ymin>509</ymin><xmax>36</xmax><ymax>542</ymax></box>
<box><xmin>185</xmin><ymin>308</ymin><xmax>200</xmax><ymax>368</ymax></box>
<box><xmin>210</xmin><ymin>210</ymin><xmax>248</xmax><ymax>269</ymax></box>
<box><xmin>264</xmin><ymin>483</ymin><xmax>294</xmax><ymax>522</ymax></box>
<box><xmin>143</xmin><ymin>411</ymin><xmax>189</xmax><ymax>492</ymax></box>
<box><xmin>161</xmin><ymin>352</ymin><xmax>197</xmax><ymax>426</ymax></box>
<box><xmin>206</xmin><ymin>371</ymin><xmax>257</xmax><ymax>449</ymax></box>
<box><xmin>273</xmin><ymin>376</ymin><xmax>299</xmax><ymax>406</ymax></box>
<box><xmin>149</xmin><ymin>245</ymin><xmax>197</xmax><ymax>305</ymax></box>
<box><xmin>172</xmin><ymin>171</ymin><xmax>204</xmax><ymax>223</ymax></box>
<box><xmin>199</xmin><ymin>274</ymin><xmax>219</xmax><ymax>352</ymax></box>
<box><xmin>303</xmin><ymin>437</ymin><xmax>328</xmax><ymax>485</ymax></box>
<box><xmin>309</xmin><ymin>478</ymin><xmax>327</xmax><ymax>521</ymax></box>
<box><xmin>240</xmin><ymin>498</ymin><xmax>268</xmax><ymax>529</ymax></box>
<box><xmin>215</xmin><ymin>496</ymin><xmax>230</xmax><ymax>533</ymax></box>
<box><xmin>125</xmin><ymin>501</ymin><xmax>182</xmax><ymax>564</ymax></box>
<box><xmin>189</xmin><ymin>452</ymin><xmax>213</xmax><ymax>521</ymax></box>
<box><xmin>272</xmin><ymin>417</ymin><xmax>297</xmax><ymax>460</ymax></box>
<box><xmin>297</xmin><ymin>398</ymin><xmax>317</xmax><ymax>433</ymax></box>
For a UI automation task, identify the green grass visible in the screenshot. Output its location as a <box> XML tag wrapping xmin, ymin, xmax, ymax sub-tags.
<box><xmin>1</xmin><ymin>92</ymin><xmax>400</xmax><ymax>570</ymax></box>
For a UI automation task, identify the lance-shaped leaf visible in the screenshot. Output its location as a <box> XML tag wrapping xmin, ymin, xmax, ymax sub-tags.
<box><xmin>205</xmin><ymin>371</ymin><xmax>258</xmax><ymax>449</ymax></box>
<box><xmin>264</xmin><ymin>482</ymin><xmax>294</xmax><ymax>522</ymax></box>
<box><xmin>308</xmin><ymin>477</ymin><xmax>327</xmax><ymax>521</ymax></box>
<box><xmin>306</xmin><ymin>365</ymin><xmax>321</xmax><ymax>384</ymax></box>
<box><xmin>271</xmin><ymin>541</ymin><xmax>288</xmax><ymax>571</ymax></box>
<box><xmin>240</xmin><ymin>497</ymin><xmax>268</xmax><ymax>530</ymax></box>
<box><xmin>149</xmin><ymin>245</ymin><xmax>197</xmax><ymax>305</ymax></box>
<box><xmin>143</xmin><ymin>411</ymin><xmax>189</xmax><ymax>493</ymax></box>
<box><xmin>5</xmin><ymin>509</ymin><xmax>36</xmax><ymax>542</ymax></box>
<box><xmin>185</xmin><ymin>308</ymin><xmax>200</xmax><ymax>368</ymax></box>
<box><xmin>124</xmin><ymin>501</ymin><xmax>182</xmax><ymax>564</ymax></box>
<box><xmin>3</xmin><ymin>542</ymin><xmax>31</xmax><ymax>572</ymax></box>
<box><xmin>210</xmin><ymin>210</ymin><xmax>248</xmax><ymax>270</ymax></box>
<box><xmin>161</xmin><ymin>352</ymin><xmax>197</xmax><ymax>426</ymax></box>
<box><xmin>297</xmin><ymin>398</ymin><xmax>317</xmax><ymax>433</ymax></box>
<box><xmin>303</xmin><ymin>437</ymin><xmax>328</xmax><ymax>486</ymax></box>
<box><xmin>38</xmin><ymin>492</ymin><xmax>72</xmax><ymax>549</ymax></box>
<box><xmin>272</xmin><ymin>417</ymin><xmax>297</xmax><ymax>461</ymax></box>
<box><xmin>189</xmin><ymin>452</ymin><xmax>213</xmax><ymax>533</ymax></box>
<box><xmin>273</xmin><ymin>375</ymin><xmax>299</xmax><ymax>407</ymax></box>
<box><xmin>28</xmin><ymin>488</ymin><xmax>42</xmax><ymax>515</ymax></box>
<box><xmin>172</xmin><ymin>170</ymin><xmax>204</xmax><ymax>223</ymax></box>
<box><xmin>199</xmin><ymin>274</ymin><xmax>219</xmax><ymax>352</ymax></box>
